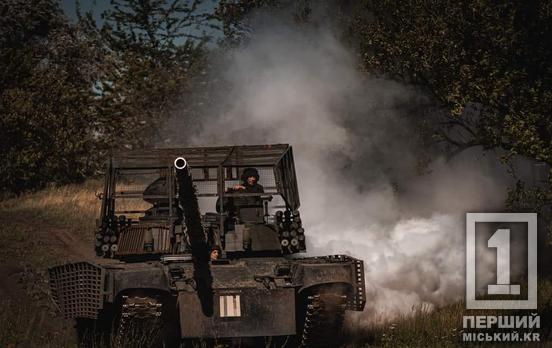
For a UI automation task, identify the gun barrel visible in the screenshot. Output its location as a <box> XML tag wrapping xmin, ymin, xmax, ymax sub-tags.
<box><xmin>174</xmin><ymin>157</ymin><xmax>213</xmax><ymax>314</ymax></box>
<box><xmin>174</xmin><ymin>157</ymin><xmax>207</xmax><ymax>256</ymax></box>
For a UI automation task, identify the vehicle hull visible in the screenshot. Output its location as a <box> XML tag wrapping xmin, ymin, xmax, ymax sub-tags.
<box><xmin>49</xmin><ymin>255</ymin><xmax>365</xmax><ymax>339</ymax></box>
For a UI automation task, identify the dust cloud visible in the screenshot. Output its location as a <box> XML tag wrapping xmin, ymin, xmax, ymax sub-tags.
<box><xmin>184</xmin><ymin>20</ymin><xmax>510</xmax><ymax>320</ymax></box>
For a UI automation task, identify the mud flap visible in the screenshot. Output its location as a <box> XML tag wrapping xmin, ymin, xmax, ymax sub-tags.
<box><xmin>178</xmin><ymin>288</ymin><xmax>296</xmax><ymax>337</ymax></box>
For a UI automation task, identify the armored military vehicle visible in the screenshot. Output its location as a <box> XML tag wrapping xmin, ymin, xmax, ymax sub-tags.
<box><xmin>49</xmin><ymin>144</ymin><xmax>366</xmax><ymax>347</ymax></box>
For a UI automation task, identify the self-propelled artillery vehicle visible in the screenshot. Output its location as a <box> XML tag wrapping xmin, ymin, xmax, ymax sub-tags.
<box><xmin>48</xmin><ymin>144</ymin><xmax>366</xmax><ymax>347</ymax></box>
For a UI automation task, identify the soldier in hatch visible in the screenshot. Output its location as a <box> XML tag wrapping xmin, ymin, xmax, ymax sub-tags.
<box><xmin>230</xmin><ymin>168</ymin><xmax>264</xmax><ymax>195</ymax></box>
<box><xmin>210</xmin><ymin>245</ymin><xmax>221</xmax><ymax>261</ymax></box>
<box><xmin>217</xmin><ymin>168</ymin><xmax>264</xmax><ymax>212</ymax></box>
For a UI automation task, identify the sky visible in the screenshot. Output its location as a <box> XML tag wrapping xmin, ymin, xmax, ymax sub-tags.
<box><xmin>61</xmin><ymin>0</ymin><xmax>112</xmax><ymax>23</ymax></box>
<box><xmin>60</xmin><ymin>0</ymin><xmax>221</xmax><ymax>42</ymax></box>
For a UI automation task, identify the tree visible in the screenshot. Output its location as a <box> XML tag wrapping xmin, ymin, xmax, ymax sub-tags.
<box><xmin>215</xmin><ymin>0</ymin><xmax>314</xmax><ymax>45</ymax></box>
<box><xmin>350</xmin><ymin>1</ymin><xmax>552</xmax><ymax>161</ymax></box>
<box><xmin>0</xmin><ymin>0</ymin><xmax>221</xmax><ymax>194</ymax></box>
<box><xmin>102</xmin><ymin>0</ymin><xmax>216</xmax><ymax>60</ymax></box>
<box><xmin>347</xmin><ymin>1</ymin><xmax>552</xmax><ymax>212</ymax></box>
<box><xmin>92</xmin><ymin>0</ymin><xmax>217</xmax><ymax>148</ymax></box>
<box><xmin>0</xmin><ymin>0</ymin><xmax>105</xmax><ymax>193</ymax></box>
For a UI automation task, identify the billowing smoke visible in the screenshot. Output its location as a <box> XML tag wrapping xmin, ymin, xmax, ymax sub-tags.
<box><xmin>182</xmin><ymin>19</ymin><xmax>511</xmax><ymax>320</ymax></box>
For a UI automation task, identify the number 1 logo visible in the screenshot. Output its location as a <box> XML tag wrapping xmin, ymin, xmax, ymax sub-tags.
<box><xmin>487</xmin><ymin>229</ymin><xmax>520</xmax><ymax>295</ymax></box>
<box><xmin>466</xmin><ymin>213</ymin><xmax>537</xmax><ymax>310</ymax></box>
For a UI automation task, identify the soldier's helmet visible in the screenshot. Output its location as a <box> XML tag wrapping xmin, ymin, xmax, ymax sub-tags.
<box><xmin>241</xmin><ymin>168</ymin><xmax>260</xmax><ymax>183</ymax></box>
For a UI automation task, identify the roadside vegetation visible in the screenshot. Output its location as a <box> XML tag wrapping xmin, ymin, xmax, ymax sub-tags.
<box><xmin>0</xmin><ymin>182</ymin><xmax>101</xmax><ymax>347</ymax></box>
<box><xmin>347</xmin><ymin>279</ymin><xmax>552</xmax><ymax>347</ymax></box>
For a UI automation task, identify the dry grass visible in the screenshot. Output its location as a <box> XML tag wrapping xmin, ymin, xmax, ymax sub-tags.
<box><xmin>0</xmin><ymin>181</ymin><xmax>163</xmax><ymax>347</ymax></box>
<box><xmin>0</xmin><ymin>299</ymin><xmax>77</xmax><ymax>348</ymax></box>
<box><xmin>0</xmin><ymin>181</ymin><xmax>102</xmax><ymax>348</ymax></box>
<box><xmin>0</xmin><ymin>182</ymin><xmax>101</xmax><ymax>268</ymax></box>
<box><xmin>0</xmin><ymin>180</ymin><xmax>101</xmax><ymax>229</ymax></box>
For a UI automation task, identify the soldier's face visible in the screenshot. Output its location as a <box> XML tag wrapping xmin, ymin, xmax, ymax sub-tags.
<box><xmin>247</xmin><ymin>176</ymin><xmax>257</xmax><ymax>185</ymax></box>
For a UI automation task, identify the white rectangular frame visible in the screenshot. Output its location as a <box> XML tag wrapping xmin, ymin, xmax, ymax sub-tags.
<box><xmin>466</xmin><ymin>213</ymin><xmax>537</xmax><ymax>309</ymax></box>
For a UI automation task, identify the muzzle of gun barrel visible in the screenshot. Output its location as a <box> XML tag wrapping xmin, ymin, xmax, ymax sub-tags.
<box><xmin>174</xmin><ymin>157</ymin><xmax>187</xmax><ymax>170</ymax></box>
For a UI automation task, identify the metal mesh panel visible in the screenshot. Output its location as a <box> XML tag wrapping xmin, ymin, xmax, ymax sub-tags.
<box><xmin>112</xmin><ymin>144</ymin><xmax>290</xmax><ymax>168</ymax></box>
<box><xmin>208</xmin><ymin>168</ymin><xmax>218</xmax><ymax>179</ymax></box>
<box><xmin>224</xmin><ymin>180</ymin><xmax>240</xmax><ymax>190</ymax></box>
<box><xmin>189</xmin><ymin>168</ymin><xmax>205</xmax><ymax>180</ymax></box>
<box><xmin>114</xmin><ymin>198</ymin><xmax>152</xmax><ymax>218</ymax></box>
<box><xmin>48</xmin><ymin>262</ymin><xmax>104</xmax><ymax>319</ymax></box>
<box><xmin>114</xmin><ymin>168</ymin><xmax>170</xmax><ymax>217</ymax></box>
<box><xmin>274</xmin><ymin>148</ymin><xmax>299</xmax><ymax>210</ymax></box>
<box><xmin>254</xmin><ymin>167</ymin><xmax>276</xmax><ymax>191</ymax></box>
<box><xmin>116</xmin><ymin>168</ymin><xmax>167</xmax><ymax>194</ymax></box>
<box><xmin>195</xmin><ymin>180</ymin><xmax>218</xmax><ymax>196</ymax></box>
